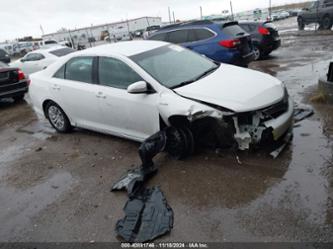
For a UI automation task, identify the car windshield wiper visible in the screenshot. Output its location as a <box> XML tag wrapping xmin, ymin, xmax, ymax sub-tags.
<box><xmin>194</xmin><ymin>65</ymin><xmax>219</xmax><ymax>81</ymax></box>
<box><xmin>171</xmin><ymin>65</ymin><xmax>220</xmax><ymax>89</ymax></box>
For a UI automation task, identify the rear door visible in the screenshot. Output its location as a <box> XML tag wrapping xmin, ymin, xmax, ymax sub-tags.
<box><xmin>50</xmin><ymin>56</ymin><xmax>104</xmax><ymax>130</ymax></box>
<box><xmin>96</xmin><ymin>56</ymin><xmax>160</xmax><ymax>141</ymax></box>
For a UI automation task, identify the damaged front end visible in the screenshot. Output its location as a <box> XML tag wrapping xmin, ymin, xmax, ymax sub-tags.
<box><xmin>231</xmin><ymin>96</ymin><xmax>294</xmax><ymax>150</ymax></box>
<box><xmin>179</xmin><ymin>89</ymin><xmax>294</xmax><ymax>152</ymax></box>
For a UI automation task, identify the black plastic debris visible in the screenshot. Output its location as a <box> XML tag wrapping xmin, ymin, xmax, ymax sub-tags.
<box><xmin>112</xmin><ymin>127</ymin><xmax>193</xmax><ymax>196</ymax></box>
<box><xmin>111</xmin><ymin>166</ymin><xmax>157</xmax><ymax>196</ymax></box>
<box><xmin>116</xmin><ymin>186</ymin><xmax>173</xmax><ymax>243</ymax></box>
<box><xmin>327</xmin><ymin>62</ymin><xmax>333</xmax><ymax>82</ymax></box>
<box><xmin>294</xmin><ymin>107</ymin><xmax>314</xmax><ymax>123</ymax></box>
<box><xmin>270</xmin><ymin>130</ymin><xmax>293</xmax><ymax>159</ymax></box>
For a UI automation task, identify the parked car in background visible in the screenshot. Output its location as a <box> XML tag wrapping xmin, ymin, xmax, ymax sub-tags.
<box><xmin>239</xmin><ymin>21</ymin><xmax>281</xmax><ymax>60</ymax></box>
<box><xmin>279</xmin><ymin>11</ymin><xmax>290</xmax><ymax>19</ymax></box>
<box><xmin>0</xmin><ymin>49</ymin><xmax>11</xmax><ymax>64</ymax></box>
<box><xmin>298</xmin><ymin>0</ymin><xmax>333</xmax><ymax>30</ymax></box>
<box><xmin>10</xmin><ymin>46</ymin><xmax>76</xmax><ymax>75</ymax></box>
<box><xmin>143</xmin><ymin>25</ymin><xmax>161</xmax><ymax>39</ymax></box>
<box><xmin>0</xmin><ymin>61</ymin><xmax>29</xmax><ymax>101</ymax></box>
<box><xmin>29</xmin><ymin>41</ymin><xmax>293</xmax><ymax>153</ymax></box>
<box><xmin>148</xmin><ymin>20</ymin><xmax>254</xmax><ymax>67</ymax></box>
<box><xmin>288</xmin><ymin>9</ymin><xmax>302</xmax><ymax>16</ymax></box>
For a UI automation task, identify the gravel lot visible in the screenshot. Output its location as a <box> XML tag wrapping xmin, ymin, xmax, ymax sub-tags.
<box><xmin>0</xmin><ymin>17</ymin><xmax>333</xmax><ymax>242</ymax></box>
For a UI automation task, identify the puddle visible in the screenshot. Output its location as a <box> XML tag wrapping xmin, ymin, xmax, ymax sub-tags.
<box><xmin>16</xmin><ymin>119</ymin><xmax>55</xmax><ymax>140</ymax></box>
<box><xmin>0</xmin><ymin>171</ymin><xmax>74</xmax><ymax>239</ymax></box>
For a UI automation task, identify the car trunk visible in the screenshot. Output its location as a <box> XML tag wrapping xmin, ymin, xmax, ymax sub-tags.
<box><xmin>0</xmin><ymin>68</ymin><xmax>26</xmax><ymax>93</ymax></box>
<box><xmin>221</xmin><ymin>22</ymin><xmax>253</xmax><ymax>56</ymax></box>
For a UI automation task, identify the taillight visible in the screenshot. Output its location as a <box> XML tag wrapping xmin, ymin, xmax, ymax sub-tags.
<box><xmin>18</xmin><ymin>70</ymin><xmax>25</xmax><ymax>81</ymax></box>
<box><xmin>258</xmin><ymin>26</ymin><xmax>270</xmax><ymax>35</ymax></box>
<box><xmin>218</xmin><ymin>39</ymin><xmax>241</xmax><ymax>48</ymax></box>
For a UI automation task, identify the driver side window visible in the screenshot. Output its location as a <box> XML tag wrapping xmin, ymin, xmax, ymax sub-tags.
<box><xmin>98</xmin><ymin>57</ymin><xmax>142</xmax><ymax>89</ymax></box>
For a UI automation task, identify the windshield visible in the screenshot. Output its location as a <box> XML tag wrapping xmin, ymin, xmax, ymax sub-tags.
<box><xmin>130</xmin><ymin>45</ymin><xmax>218</xmax><ymax>89</ymax></box>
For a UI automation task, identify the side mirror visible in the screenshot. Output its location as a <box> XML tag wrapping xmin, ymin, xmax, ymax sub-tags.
<box><xmin>20</xmin><ymin>58</ymin><xmax>26</xmax><ymax>63</ymax></box>
<box><xmin>302</xmin><ymin>7</ymin><xmax>309</xmax><ymax>11</ymax></box>
<box><xmin>127</xmin><ymin>81</ymin><xmax>149</xmax><ymax>94</ymax></box>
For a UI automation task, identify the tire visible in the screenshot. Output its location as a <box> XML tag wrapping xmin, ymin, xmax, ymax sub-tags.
<box><xmin>253</xmin><ymin>45</ymin><xmax>261</xmax><ymax>60</ymax></box>
<box><xmin>165</xmin><ymin>127</ymin><xmax>194</xmax><ymax>160</ymax></box>
<box><xmin>45</xmin><ymin>102</ymin><xmax>72</xmax><ymax>133</ymax></box>
<box><xmin>298</xmin><ymin>17</ymin><xmax>305</xmax><ymax>30</ymax></box>
<box><xmin>322</xmin><ymin>15</ymin><xmax>332</xmax><ymax>30</ymax></box>
<box><xmin>13</xmin><ymin>94</ymin><xmax>25</xmax><ymax>102</ymax></box>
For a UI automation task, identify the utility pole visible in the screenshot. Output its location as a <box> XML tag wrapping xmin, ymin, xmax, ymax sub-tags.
<box><xmin>168</xmin><ymin>7</ymin><xmax>172</xmax><ymax>24</ymax></box>
<box><xmin>200</xmin><ymin>6</ymin><xmax>203</xmax><ymax>20</ymax></box>
<box><xmin>230</xmin><ymin>1</ymin><xmax>234</xmax><ymax>21</ymax></box>
<box><xmin>173</xmin><ymin>11</ymin><xmax>176</xmax><ymax>23</ymax></box>
<box><xmin>269</xmin><ymin>0</ymin><xmax>272</xmax><ymax>20</ymax></box>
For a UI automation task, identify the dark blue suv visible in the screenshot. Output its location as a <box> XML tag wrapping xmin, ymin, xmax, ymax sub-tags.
<box><xmin>148</xmin><ymin>20</ymin><xmax>255</xmax><ymax>67</ymax></box>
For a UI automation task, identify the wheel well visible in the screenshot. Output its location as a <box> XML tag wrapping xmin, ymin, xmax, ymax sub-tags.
<box><xmin>43</xmin><ymin>100</ymin><xmax>54</xmax><ymax>118</ymax></box>
<box><xmin>168</xmin><ymin>115</ymin><xmax>190</xmax><ymax>128</ymax></box>
<box><xmin>323</xmin><ymin>13</ymin><xmax>331</xmax><ymax>20</ymax></box>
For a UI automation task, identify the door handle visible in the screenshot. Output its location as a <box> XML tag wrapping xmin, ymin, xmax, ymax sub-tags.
<box><xmin>96</xmin><ymin>92</ymin><xmax>106</xmax><ymax>99</ymax></box>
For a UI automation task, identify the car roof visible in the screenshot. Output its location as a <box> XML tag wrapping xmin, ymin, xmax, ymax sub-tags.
<box><xmin>73</xmin><ymin>40</ymin><xmax>169</xmax><ymax>57</ymax></box>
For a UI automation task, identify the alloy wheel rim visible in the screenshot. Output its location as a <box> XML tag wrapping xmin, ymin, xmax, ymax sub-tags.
<box><xmin>48</xmin><ymin>106</ymin><xmax>65</xmax><ymax>130</ymax></box>
<box><xmin>254</xmin><ymin>47</ymin><xmax>260</xmax><ymax>60</ymax></box>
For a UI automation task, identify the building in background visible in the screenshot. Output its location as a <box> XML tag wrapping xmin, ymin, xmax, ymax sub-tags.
<box><xmin>42</xmin><ymin>16</ymin><xmax>162</xmax><ymax>48</ymax></box>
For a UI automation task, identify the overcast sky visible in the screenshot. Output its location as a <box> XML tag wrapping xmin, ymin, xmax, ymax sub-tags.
<box><xmin>1</xmin><ymin>0</ymin><xmax>309</xmax><ymax>41</ymax></box>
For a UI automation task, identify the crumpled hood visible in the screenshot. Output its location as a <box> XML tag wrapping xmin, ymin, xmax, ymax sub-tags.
<box><xmin>174</xmin><ymin>64</ymin><xmax>284</xmax><ymax>113</ymax></box>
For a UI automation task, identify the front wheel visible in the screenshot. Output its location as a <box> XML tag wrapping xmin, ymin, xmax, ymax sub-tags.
<box><xmin>298</xmin><ymin>17</ymin><xmax>305</xmax><ymax>30</ymax></box>
<box><xmin>46</xmin><ymin>102</ymin><xmax>72</xmax><ymax>133</ymax></box>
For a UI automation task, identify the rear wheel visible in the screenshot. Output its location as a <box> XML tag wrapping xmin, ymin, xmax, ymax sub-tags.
<box><xmin>45</xmin><ymin>102</ymin><xmax>72</xmax><ymax>133</ymax></box>
<box><xmin>322</xmin><ymin>15</ymin><xmax>332</xmax><ymax>30</ymax></box>
<box><xmin>298</xmin><ymin>17</ymin><xmax>305</xmax><ymax>30</ymax></box>
<box><xmin>253</xmin><ymin>45</ymin><xmax>261</xmax><ymax>60</ymax></box>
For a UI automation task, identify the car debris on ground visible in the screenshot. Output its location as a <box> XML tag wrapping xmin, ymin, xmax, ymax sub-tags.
<box><xmin>294</xmin><ymin>106</ymin><xmax>314</xmax><ymax>123</ymax></box>
<box><xmin>112</xmin><ymin>102</ymin><xmax>316</xmax><ymax>242</ymax></box>
<box><xmin>115</xmin><ymin>186</ymin><xmax>173</xmax><ymax>243</ymax></box>
<box><xmin>112</xmin><ymin>127</ymin><xmax>187</xmax><ymax>242</ymax></box>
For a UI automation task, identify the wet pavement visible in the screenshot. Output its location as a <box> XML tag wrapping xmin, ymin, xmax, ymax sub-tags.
<box><xmin>0</xmin><ymin>18</ymin><xmax>333</xmax><ymax>242</ymax></box>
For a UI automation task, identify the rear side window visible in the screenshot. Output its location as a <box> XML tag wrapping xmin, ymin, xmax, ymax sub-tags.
<box><xmin>188</xmin><ymin>29</ymin><xmax>215</xmax><ymax>42</ymax></box>
<box><xmin>65</xmin><ymin>57</ymin><xmax>93</xmax><ymax>83</ymax></box>
<box><xmin>98</xmin><ymin>57</ymin><xmax>142</xmax><ymax>89</ymax></box>
<box><xmin>222</xmin><ymin>24</ymin><xmax>247</xmax><ymax>37</ymax></box>
<box><xmin>149</xmin><ymin>32</ymin><xmax>168</xmax><ymax>41</ymax></box>
<box><xmin>323</xmin><ymin>0</ymin><xmax>333</xmax><ymax>7</ymax></box>
<box><xmin>49</xmin><ymin>47</ymin><xmax>76</xmax><ymax>57</ymax></box>
<box><xmin>53</xmin><ymin>65</ymin><xmax>65</xmax><ymax>79</ymax></box>
<box><xmin>167</xmin><ymin>30</ymin><xmax>189</xmax><ymax>44</ymax></box>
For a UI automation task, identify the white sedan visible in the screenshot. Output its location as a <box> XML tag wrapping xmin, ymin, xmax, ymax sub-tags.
<box><xmin>29</xmin><ymin>41</ymin><xmax>293</xmax><ymax>152</ymax></box>
<box><xmin>10</xmin><ymin>46</ymin><xmax>75</xmax><ymax>75</ymax></box>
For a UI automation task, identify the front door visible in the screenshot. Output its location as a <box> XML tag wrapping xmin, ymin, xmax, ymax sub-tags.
<box><xmin>96</xmin><ymin>56</ymin><xmax>160</xmax><ymax>141</ymax></box>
